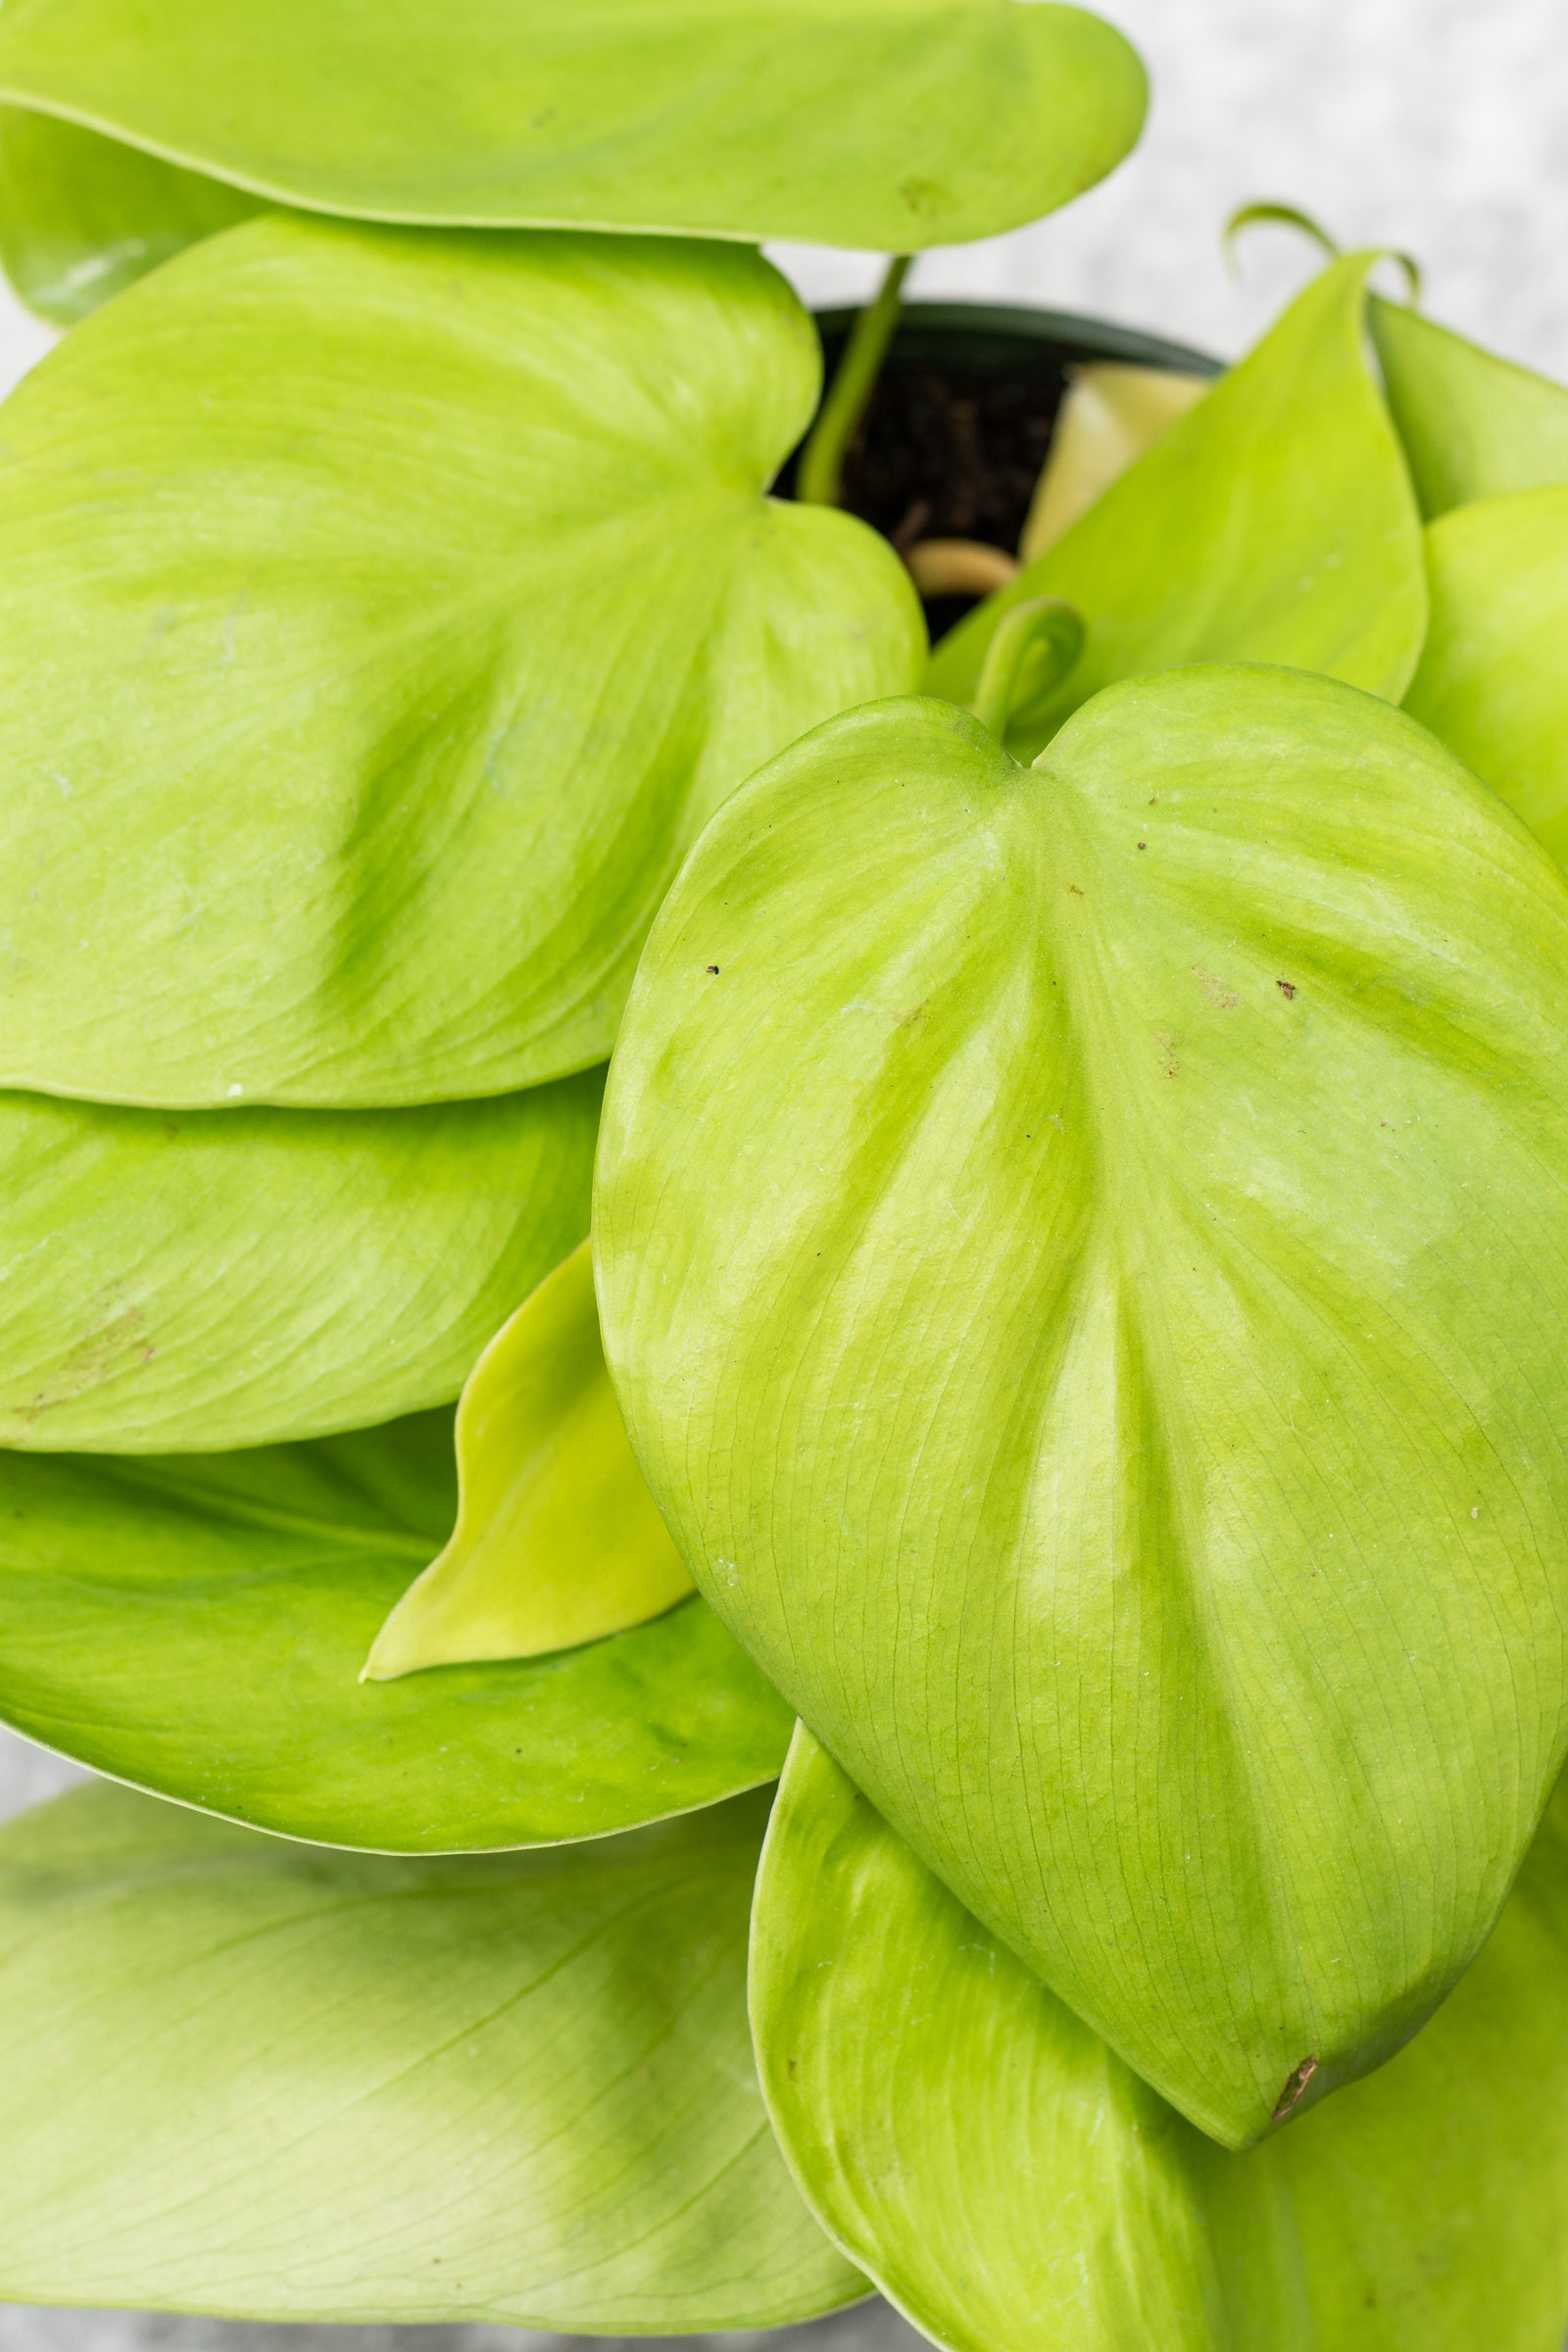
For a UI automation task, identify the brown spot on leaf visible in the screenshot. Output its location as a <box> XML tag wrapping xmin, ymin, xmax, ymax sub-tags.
<box><xmin>1193</xmin><ymin>965</ymin><xmax>1239</xmax><ymax>1010</ymax></box>
<box><xmin>706</xmin><ymin>965</ymin><xmax>719</xmax><ymax>975</ymax></box>
<box><xmin>1277</xmin><ymin>979</ymin><xmax>1297</xmax><ymax>1000</ymax></box>
<box><xmin>1272</xmin><ymin>2054</ymin><xmax>1319</xmax><ymax>2122</ymax></box>
<box><xmin>1066</xmin><ymin>884</ymin><xmax>1084</xmax><ymax>897</ymax></box>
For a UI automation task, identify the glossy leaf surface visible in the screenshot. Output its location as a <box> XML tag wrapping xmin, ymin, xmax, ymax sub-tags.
<box><xmin>1404</xmin><ymin>487</ymin><xmax>1568</xmax><ymax>868</ymax></box>
<box><xmin>928</xmin><ymin>257</ymin><xmax>1426</xmax><ymax>759</ymax></box>
<box><xmin>0</xmin><ymin>215</ymin><xmax>922</xmax><ymax>1108</ymax></box>
<box><xmin>0</xmin><ymin>0</ymin><xmax>1146</xmax><ymax>252</ymax></box>
<box><xmin>367</xmin><ymin>1241</ymin><xmax>693</xmax><ymax>1681</ymax></box>
<box><xmin>0</xmin><ymin>103</ymin><xmax>264</xmax><ymax>320</ymax></box>
<box><xmin>1371</xmin><ymin>296</ymin><xmax>1568</xmax><ymax>517</ymax></box>
<box><xmin>0</xmin><ymin>1070</ymin><xmax>598</xmax><ymax>1453</ymax></box>
<box><xmin>0</xmin><ymin>1412</ymin><xmax>791</xmax><ymax>1848</ymax></box>
<box><xmin>598</xmin><ymin>669</ymin><xmax>1568</xmax><ymax>2148</ymax></box>
<box><xmin>755</xmin><ymin>1729</ymin><xmax>1568</xmax><ymax>2352</ymax></box>
<box><xmin>0</xmin><ymin>1778</ymin><xmax>861</xmax><ymax>2327</ymax></box>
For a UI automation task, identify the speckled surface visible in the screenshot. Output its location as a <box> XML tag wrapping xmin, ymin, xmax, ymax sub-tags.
<box><xmin>0</xmin><ymin>0</ymin><xmax>1563</xmax><ymax>2338</ymax></box>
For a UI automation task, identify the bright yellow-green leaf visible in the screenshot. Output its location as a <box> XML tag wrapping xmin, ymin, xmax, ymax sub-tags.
<box><xmin>0</xmin><ymin>1068</ymin><xmax>598</xmax><ymax>1453</ymax></box>
<box><xmin>1370</xmin><ymin>296</ymin><xmax>1568</xmax><ymax>517</ymax></box>
<box><xmin>0</xmin><ymin>215</ymin><xmax>922</xmax><ymax>1109</ymax></box>
<box><xmin>1404</xmin><ymin>486</ymin><xmax>1568</xmax><ymax>868</ymax></box>
<box><xmin>0</xmin><ymin>1410</ymin><xmax>790</xmax><ymax>1848</ymax></box>
<box><xmin>0</xmin><ymin>101</ymin><xmax>264</xmax><ymax>319</ymax></box>
<box><xmin>367</xmin><ymin>1241</ymin><xmax>693</xmax><ymax>1681</ymax></box>
<box><xmin>927</xmin><ymin>257</ymin><xmax>1426</xmax><ymax>760</ymax></box>
<box><xmin>0</xmin><ymin>1778</ymin><xmax>863</xmax><ymax>2327</ymax></box>
<box><xmin>754</xmin><ymin>1727</ymin><xmax>1568</xmax><ymax>2352</ymax></box>
<box><xmin>598</xmin><ymin>668</ymin><xmax>1568</xmax><ymax>2149</ymax></box>
<box><xmin>0</xmin><ymin>0</ymin><xmax>1147</xmax><ymax>252</ymax></box>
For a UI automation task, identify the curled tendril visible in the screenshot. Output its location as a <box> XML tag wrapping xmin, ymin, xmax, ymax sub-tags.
<box><xmin>970</xmin><ymin>597</ymin><xmax>1085</xmax><ymax>743</ymax></box>
<box><xmin>1223</xmin><ymin>200</ymin><xmax>1422</xmax><ymax>303</ymax></box>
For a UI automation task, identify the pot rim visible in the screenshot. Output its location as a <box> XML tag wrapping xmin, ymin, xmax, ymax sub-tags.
<box><xmin>812</xmin><ymin>296</ymin><xmax>1223</xmax><ymax>380</ymax></box>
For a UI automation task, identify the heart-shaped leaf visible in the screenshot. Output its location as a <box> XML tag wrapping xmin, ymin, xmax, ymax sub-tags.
<box><xmin>1404</xmin><ymin>487</ymin><xmax>1568</xmax><ymax>867</ymax></box>
<box><xmin>0</xmin><ymin>1411</ymin><xmax>790</xmax><ymax>1847</ymax></box>
<box><xmin>927</xmin><ymin>256</ymin><xmax>1426</xmax><ymax>760</ymax></box>
<box><xmin>0</xmin><ymin>1776</ymin><xmax>862</xmax><ymax>2327</ymax></box>
<box><xmin>0</xmin><ymin>1068</ymin><xmax>598</xmax><ymax>1452</ymax></box>
<box><xmin>0</xmin><ymin>101</ymin><xmax>264</xmax><ymax>320</ymax></box>
<box><xmin>598</xmin><ymin>667</ymin><xmax>1568</xmax><ymax>2148</ymax></box>
<box><xmin>0</xmin><ymin>214</ymin><xmax>922</xmax><ymax>1109</ymax></box>
<box><xmin>753</xmin><ymin>1727</ymin><xmax>1568</xmax><ymax>2352</ymax></box>
<box><xmin>366</xmin><ymin>1241</ymin><xmax>694</xmax><ymax>1680</ymax></box>
<box><xmin>0</xmin><ymin>0</ymin><xmax>1146</xmax><ymax>252</ymax></box>
<box><xmin>1370</xmin><ymin>296</ymin><xmax>1568</xmax><ymax>518</ymax></box>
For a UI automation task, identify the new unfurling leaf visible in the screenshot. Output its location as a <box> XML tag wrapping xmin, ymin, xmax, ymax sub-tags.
<box><xmin>366</xmin><ymin>1242</ymin><xmax>693</xmax><ymax>1681</ymax></box>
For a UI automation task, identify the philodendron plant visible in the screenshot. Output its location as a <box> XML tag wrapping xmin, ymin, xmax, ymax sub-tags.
<box><xmin>0</xmin><ymin>1</ymin><xmax>1566</xmax><ymax>2341</ymax></box>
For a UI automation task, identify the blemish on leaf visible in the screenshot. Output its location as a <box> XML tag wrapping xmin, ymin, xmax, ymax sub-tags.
<box><xmin>1272</xmin><ymin>2054</ymin><xmax>1319</xmax><ymax>2121</ymax></box>
<box><xmin>1066</xmin><ymin>884</ymin><xmax>1084</xmax><ymax>897</ymax></box>
<box><xmin>1154</xmin><ymin>1030</ymin><xmax>1180</xmax><ymax>1079</ymax></box>
<box><xmin>1137</xmin><ymin>840</ymin><xmax>1147</xmax><ymax>850</ymax></box>
<box><xmin>706</xmin><ymin>965</ymin><xmax>719</xmax><ymax>975</ymax></box>
<box><xmin>1277</xmin><ymin>979</ymin><xmax>1297</xmax><ymax>1000</ymax></box>
<box><xmin>1193</xmin><ymin>966</ymin><xmax>1239</xmax><ymax>1009</ymax></box>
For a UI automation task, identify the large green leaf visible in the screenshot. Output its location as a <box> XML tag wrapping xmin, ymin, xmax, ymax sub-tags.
<box><xmin>0</xmin><ymin>0</ymin><xmax>1146</xmax><ymax>253</ymax></box>
<box><xmin>0</xmin><ymin>102</ymin><xmax>264</xmax><ymax>321</ymax></box>
<box><xmin>597</xmin><ymin>667</ymin><xmax>1568</xmax><ymax>2149</ymax></box>
<box><xmin>0</xmin><ymin>1069</ymin><xmax>598</xmax><ymax>1453</ymax></box>
<box><xmin>0</xmin><ymin>214</ymin><xmax>922</xmax><ymax>1109</ymax></box>
<box><xmin>927</xmin><ymin>256</ymin><xmax>1426</xmax><ymax>759</ymax></box>
<box><xmin>755</xmin><ymin>1727</ymin><xmax>1568</xmax><ymax>2352</ymax></box>
<box><xmin>0</xmin><ymin>1411</ymin><xmax>792</xmax><ymax>1848</ymax></box>
<box><xmin>367</xmin><ymin>1240</ymin><xmax>694</xmax><ymax>1681</ymax></box>
<box><xmin>0</xmin><ymin>1777</ymin><xmax>862</xmax><ymax>2327</ymax></box>
<box><xmin>1370</xmin><ymin>296</ymin><xmax>1568</xmax><ymax>518</ymax></box>
<box><xmin>1403</xmin><ymin>487</ymin><xmax>1568</xmax><ymax>868</ymax></box>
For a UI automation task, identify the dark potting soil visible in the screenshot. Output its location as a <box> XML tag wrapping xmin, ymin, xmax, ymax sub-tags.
<box><xmin>778</xmin><ymin>364</ymin><xmax>1063</xmax><ymax>641</ymax></box>
<box><xmin>779</xmin><ymin>303</ymin><xmax>1222</xmax><ymax>641</ymax></box>
<box><xmin>838</xmin><ymin>365</ymin><xmax>1064</xmax><ymax>641</ymax></box>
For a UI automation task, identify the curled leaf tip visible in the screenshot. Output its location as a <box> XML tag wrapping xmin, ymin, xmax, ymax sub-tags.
<box><xmin>1223</xmin><ymin>200</ymin><xmax>1341</xmax><ymax>273</ymax></box>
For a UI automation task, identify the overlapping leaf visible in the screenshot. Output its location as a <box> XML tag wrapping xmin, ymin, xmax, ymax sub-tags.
<box><xmin>927</xmin><ymin>256</ymin><xmax>1426</xmax><ymax>758</ymax></box>
<box><xmin>598</xmin><ymin>665</ymin><xmax>1568</xmax><ymax>2147</ymax></box>
<box><xmin>0</xmin><ymin>0</ymin><xmax>1146</xmax><ymax>252</ymax></box>
<box><xmin>0</xmin><ymin>102</ymin><xmax>264</xmax><ymax>320</ymax></box>
<box><xmin>0</xmin><ymin>1777</ymin><xmax>862</xmax><ymax>2327</ymax></box>
<box><xmin>754</xmin><ymin>1728</ymin><xmax>1568</xmax><ymax>2352</ymax></box>
<box><xmin>1371</xmin><ymin>296</ymin><xmax>1568</xmax><ymax>516</ymax></box>
<box><xmin>1404</xmin><ymin>487</ymin><xmax>1568</xmax><ymax>870</ymax></box>
<box><xmin>368</xmin><ymin>1242</ymin><xmax>693</xmax><ymax>1681</ymax></box>
<box><xmin>0</xmin><ymin>214</ymin><xmax>922</xmax><ymax>1108</ymax></box>
<box><xmin>0</xmin><ymin>1069</ymin><xmax>598</xmax><ymax>1452</ymax></box>
<box><xmin>0</xmin><ymin>1411</ymin><xmax>790</xmax><ymax>1847</ymax></box>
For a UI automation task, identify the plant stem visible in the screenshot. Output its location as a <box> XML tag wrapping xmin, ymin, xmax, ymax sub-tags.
<box><xmin>971</xmin><ymin>597</ymin><xmax>1085</xmax><ymax>741</ymax></box>
<box><xmin>797</xmin><ymin>254</ymin><xmax>912</xmax><ymax>508</ymax></box>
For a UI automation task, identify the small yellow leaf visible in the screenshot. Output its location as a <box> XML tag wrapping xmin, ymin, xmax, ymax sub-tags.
<box><xmin>1019</xmin><ymin>362</ymin><xmax>1211</xmax><ymax>564</ymax></box>
<box><xmin>363</xmin><ymin>1240</ymin><xmax>693</xmax><ymax>1681</ymax></box>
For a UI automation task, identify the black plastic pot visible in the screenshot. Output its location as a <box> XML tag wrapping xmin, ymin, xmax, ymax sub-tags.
<box><xmin>785</xmin><ymin>300</ymin><xmax>1223</xmax><ymax>637</ymax></box>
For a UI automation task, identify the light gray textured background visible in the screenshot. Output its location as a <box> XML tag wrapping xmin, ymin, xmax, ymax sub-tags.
<box><xmin>1</xmin><ymin>0</ymin><xmax>1563</xmax><ymax>2339</ymax></box>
